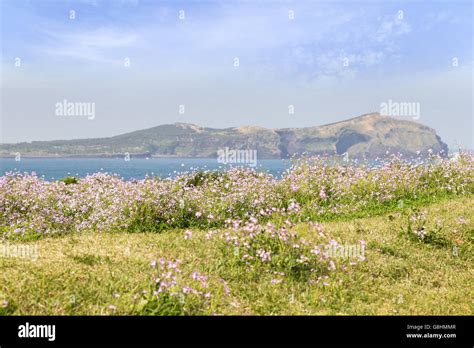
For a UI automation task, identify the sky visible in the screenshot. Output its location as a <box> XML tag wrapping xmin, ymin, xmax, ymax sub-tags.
<box><xmin>0</xmin><ymin>0</ymin><xmax>472</xmax><ymax>149</ymax></box>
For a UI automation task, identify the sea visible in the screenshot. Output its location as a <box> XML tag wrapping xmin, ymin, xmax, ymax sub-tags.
<box><xmin>0</xmin><ymin>158</ymin><xmax>294</xmax><ymax>181</ymax></box>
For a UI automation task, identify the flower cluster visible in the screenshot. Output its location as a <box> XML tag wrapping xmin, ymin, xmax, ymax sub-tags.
<box><xmin>1</xmin><ymin>152</ymin><xmax>472</xmax><ymax>239</ymax></box>
<box><xmin>280</xmin><ymin>153</ymin><xmax>473</xmax><ymax>218</ymax></box>
<box><xmin>141</xmin><ymin>258</ymin><xmax>211</xmax><ymax>315</ymax></box>
<box><xmin>403</xmin><ymin>209</ymin><xmax>451</xmax><ymax>247</ymax></box>
<box><xmin>220</xmin><ymin>219</ymin><xmax>365</xmax><ymax>282</ymax></box>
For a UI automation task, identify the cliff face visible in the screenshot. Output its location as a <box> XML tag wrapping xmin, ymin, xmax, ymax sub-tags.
<box><xmin>0</xmin><ymin>113</ymin><xmax>448</xmax><ymax>159</ymax></box>
<box><xmin>279</xmin><ymin>113</ymin><xmax>448</xmax><ymax>158</ymax></box>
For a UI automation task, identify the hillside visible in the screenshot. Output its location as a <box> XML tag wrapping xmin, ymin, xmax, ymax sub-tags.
<box><xmin>0</xmin><ymin>113</ymin><xmax>448</xmax><ymax>158</ymax></box>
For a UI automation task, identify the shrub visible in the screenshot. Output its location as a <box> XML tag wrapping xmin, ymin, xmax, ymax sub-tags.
<box><xmin>59</xmin><ymin>176</ymin><xmax>79</xmax><ymax>185</ymax></box>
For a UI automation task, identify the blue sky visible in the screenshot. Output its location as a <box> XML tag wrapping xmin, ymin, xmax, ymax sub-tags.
<box><xmin>1</xmin><ymin>0</ymin><xmax>472</xmax><ymax>149</ymax></box>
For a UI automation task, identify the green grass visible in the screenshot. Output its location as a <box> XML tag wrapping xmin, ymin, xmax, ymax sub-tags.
<box><xmin>0</xmin><ymin>196</ymin><xmax>472</xmax><ymax>315</ymax></box>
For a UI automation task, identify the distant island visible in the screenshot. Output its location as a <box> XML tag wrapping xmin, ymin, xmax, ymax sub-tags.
<box><xmin>0</xmin><ymin>113</ymin><xmax>448</xmax><ymax>159</ymax></box>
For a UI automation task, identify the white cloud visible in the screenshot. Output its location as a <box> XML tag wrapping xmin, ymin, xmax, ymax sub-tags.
<box><xmin>38</xmin><ymin>27</ymin><xmax>141</xmax><ymax>64</ymax></box>
<box><xmin>421</xmin><ymin>11</ymin><xmax>460</xmax><ymax>31</ymax></box>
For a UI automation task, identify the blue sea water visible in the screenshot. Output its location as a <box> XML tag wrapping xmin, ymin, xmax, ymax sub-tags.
<box><xmin>0</xmin><ymin>158</ymin><xmax>293</xmax><ymax>181</ymax></box>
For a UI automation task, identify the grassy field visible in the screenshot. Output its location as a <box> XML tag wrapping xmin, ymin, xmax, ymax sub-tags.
<box><xmin>1</xmin><ymin>195</ymin><xmax>472</xmax><ymax>315</ymax></box>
